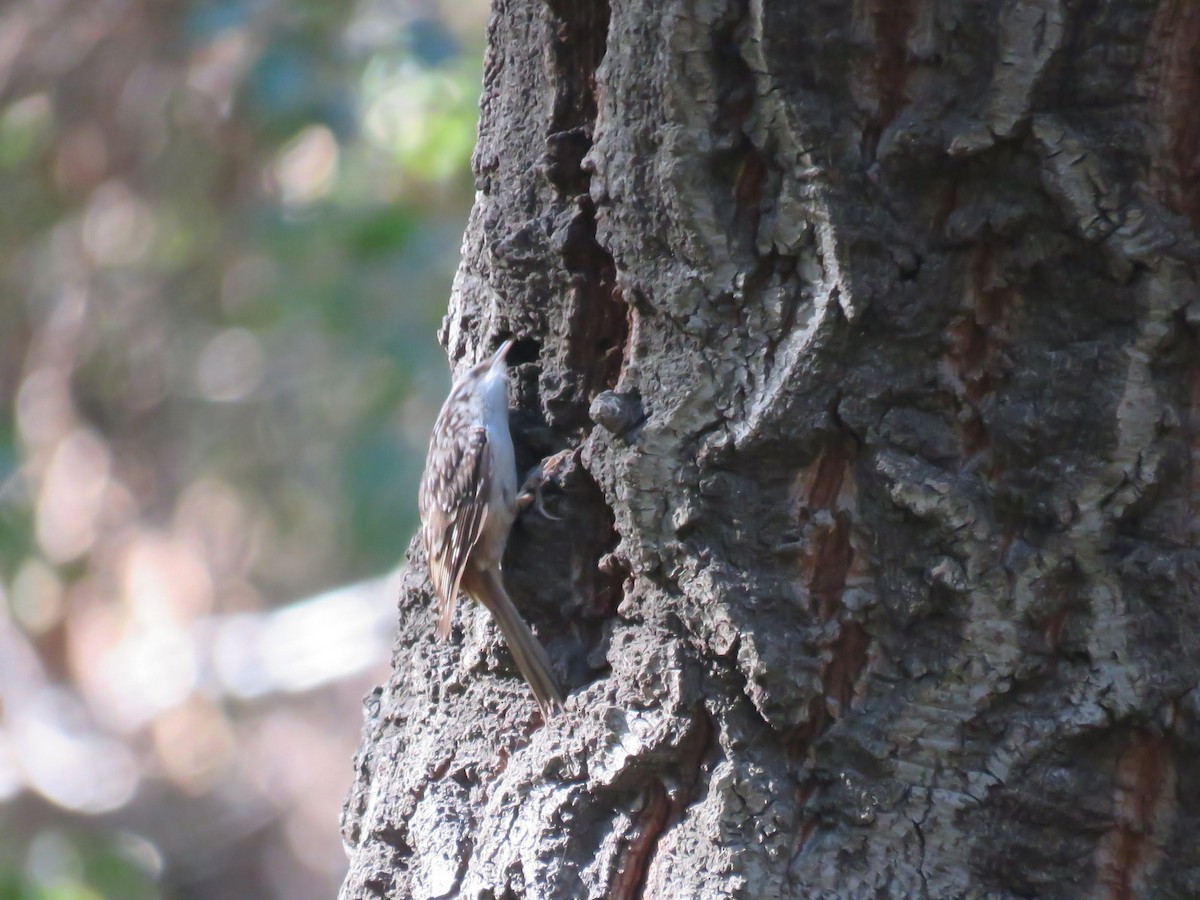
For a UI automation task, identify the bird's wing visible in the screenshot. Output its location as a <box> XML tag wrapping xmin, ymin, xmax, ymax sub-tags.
<box><xmin>419</xmin><ymin>408</ymin><xmax>491</xmax><ymax>638</ymax></box>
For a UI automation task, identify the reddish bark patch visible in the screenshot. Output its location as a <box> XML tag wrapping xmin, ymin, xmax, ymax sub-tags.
<box><xmin>1145</xmin><ymin>0</ymin><xmax>1200</xmax><ymax>226</ymax></box>
<box><xmin>788</xmin><ymin>443</ymin><xmax>870</xmax><ymax>745</ymax></box>
<box><xmin>611</xmin><ymin>779</ymin><xmax>670</xmax><ymax>900</ymax></box>
<box><xmin>807</xmin><ymin>514</ymin><xmax>854</xmax><ymax>622</ymax></box>
<box><xmin>869</xmin><ymin>0</ymin><xmax>916</xmax><ymax>127</ymax></box>
<box><xmin>1042</xmin><ymin>604</ymin><xmax>1070</xmax><ymax>656</ymax></box>
<box><xmin>786</xmin><ymin>620</ymin><xmax>867</xmax><ymax>861</ymax></box>
<box><xmin>855</xmin><ymin>0</ymin><xmax>917</xmax><ymax>155</ymax></box>
<box><xmin>806</xmin><ymin>443</ymin><xmax>851</xmax><ymax>510</ymax></box>
<box><xmin>609</xmin><ymin>711</ymin><xmax>712</xmax><ymax>900</ymax></box>
<box><xmin>821</xmin><ymin>620</ymin><xmax>869</xmax><ymax>719</ymax></box>
<box><xmin>944</xmin><ymin>243</ymin><xmax>1019</xmax><ymax>458</ymax></box>
<box><xmin>798</xmin><ymin>444</ymin><xmax>856</xmax><ymax>620</ymax></box>
<box><xmin>1094</xmin><ymin>732</ymin><xmax>1178</xmax><ymax>900</ymax></box>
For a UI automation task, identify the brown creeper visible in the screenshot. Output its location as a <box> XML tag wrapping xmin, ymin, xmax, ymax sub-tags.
<box><xmin>418</xmin><ymin>338</ymin><xmax>564</xmax><ymax>717</ymax></box>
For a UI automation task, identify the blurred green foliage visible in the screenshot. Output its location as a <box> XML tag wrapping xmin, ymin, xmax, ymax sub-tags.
<box><xmin>0</xmin><ymin>829</ymin><xmax>159</xmax><ymax>900</ymax></box>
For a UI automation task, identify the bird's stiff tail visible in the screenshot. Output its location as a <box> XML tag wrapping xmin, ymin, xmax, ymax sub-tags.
<box><xmin>469</xmin><ymin>567</ymin><xmax>564</xmax><ymax>718</ymax></box>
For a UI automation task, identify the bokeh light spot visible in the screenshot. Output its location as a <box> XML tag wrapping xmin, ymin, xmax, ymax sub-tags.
<box><xmin>100</xmin><ymin>623</ymin><xmax>198</xmax><ymax>729</ymax></box>
<box><xmin>35</xmin><ymin>428</ymin><xmax>111</xmax><ymax>564</ymax></box>
<box><xmin>152</xmin><ymin>699</ymin><xmax>236</xmax><ymax>795</ymax></box>
<box><xmin>16</xmin><ymin>367</ymin><xmax>74</xmax><ymax>449</ymax></box>
<box><xmin>123</xmin><ymin>532</ymin><xmax>214</xmax><ymax>620</ymax></box>
<box><xmin>271</xmin><ymin>124</ymin><xmax>339</xmax><ymax>208</ymax></box>
<box><xmin>16</xmin><ymin>691</ymin><xmax>139</xmax><ymax>813</ymax></box>
<box><xmin>195</xmin><ymin>327</ymin><xmax>265</xmax><ymax>403</ymax></box>
<box><xmin>11</xmin><ymin>557</ymin><xmax>64</xmax><ymax>635</ymax></box>
<box><xmin>82</xmin><ymin>181</ymin><xmax>156</xmax><ymax>266</ymax></box>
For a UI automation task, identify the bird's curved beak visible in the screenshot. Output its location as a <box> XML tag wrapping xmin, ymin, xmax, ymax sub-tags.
<box><xmin>491</xmin><ymin>339</ymin><xmax>515</xmax><ymax>368</ymax></box>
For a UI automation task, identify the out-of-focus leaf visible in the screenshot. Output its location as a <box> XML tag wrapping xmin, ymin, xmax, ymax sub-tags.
<box><xmin>348</xmin><ymin>207</ymin><xmax>417</xmax><ymax>258</ymax></box>
<box><xmin>0</xmin><ymin>97</ymin><xmax>52</xmax><ymax>170</ymax></box>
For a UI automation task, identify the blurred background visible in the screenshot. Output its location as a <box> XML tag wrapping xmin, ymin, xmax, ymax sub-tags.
<box><xmin>0</xmin><ymin>0</ymin><xmax>488</xmax><ymax>896</ymax></box>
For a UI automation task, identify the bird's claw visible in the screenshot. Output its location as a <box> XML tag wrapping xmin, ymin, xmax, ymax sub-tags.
<box><xmin>516</xmin><ymin>449</ymin><xmax>574</xmax><ymax>521</ymax></box>
<box><xmin>516</xmin><ymin>466</ymin><xmax>561</xmax><ymax>520</ymax></box>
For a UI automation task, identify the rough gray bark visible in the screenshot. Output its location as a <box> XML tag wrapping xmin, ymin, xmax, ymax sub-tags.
<box><xmin>341</xmin><ymin>1</ymin><xmax>1200</xmax><ymax>897</ymax></box>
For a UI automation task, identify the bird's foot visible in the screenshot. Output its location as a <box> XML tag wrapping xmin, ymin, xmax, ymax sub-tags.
<box><xmin>516</xmin><ymin>449</ymin><xmax>575</xmax><ymax>521</ymax></box>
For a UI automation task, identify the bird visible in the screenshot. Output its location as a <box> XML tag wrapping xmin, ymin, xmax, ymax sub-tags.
<box><xmin>418</xmin><ymin>338</ymin><xmax>564</xmax><ymax>718</ymax></box>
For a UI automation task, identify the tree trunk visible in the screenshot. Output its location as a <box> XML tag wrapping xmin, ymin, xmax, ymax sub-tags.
<box><xmin>340</xmin><ymin>1</ymin><xmax>1200</xmax><ymax>897</ymax></box>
